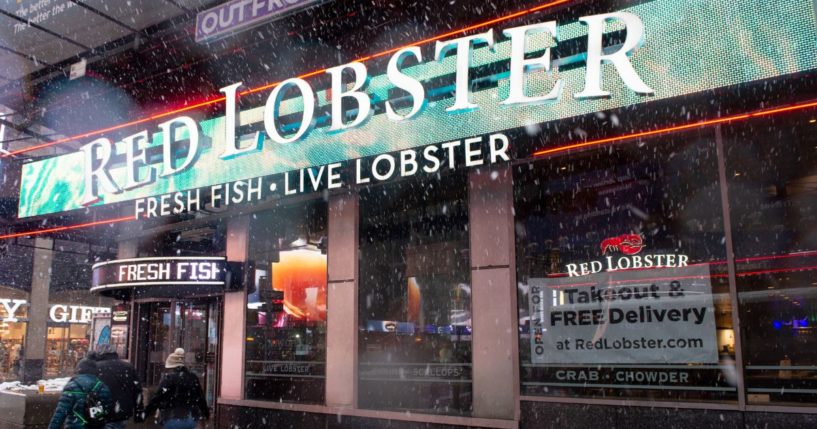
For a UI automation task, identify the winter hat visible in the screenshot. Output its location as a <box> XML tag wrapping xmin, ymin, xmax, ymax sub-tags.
<box><xmin>165</xmin><ymin>348</ymin><xmax>185</xmax><ymax>369</ymax></box>
<box><xmin>76</xmin><ymin>358</ymin><xmax>98</xmax><ymax>375</ymax></box>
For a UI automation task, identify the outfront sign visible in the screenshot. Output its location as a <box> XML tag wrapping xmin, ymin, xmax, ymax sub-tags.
<box><xmin>91</xmin><ymin>256</ymin><xmax>231</xmax><ymax>296</ymax></box>
<box><xmin>195</xmin><ymin>0</ymin><xmax>324</xmax><ymax>43</ymax></box>
<box><xmin>18</xmin><ymin>0</ymin><xmax>817</xmax><ymax>218</ymax></box>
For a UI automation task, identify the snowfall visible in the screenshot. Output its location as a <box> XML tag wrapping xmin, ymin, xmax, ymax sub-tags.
<box><xmin>0</xmin><ymin>378</ymin><xmax>68</xmax><ymax>393</ymax></box>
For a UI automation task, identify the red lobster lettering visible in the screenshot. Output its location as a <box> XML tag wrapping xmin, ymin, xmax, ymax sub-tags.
<box><xmin>600</xmin><ymin>234</ymin><xmax>645</xmax><ymax>255</ymax></box>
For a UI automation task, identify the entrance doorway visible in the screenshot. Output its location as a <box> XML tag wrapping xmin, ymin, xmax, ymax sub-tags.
<box><xmin>135</xmin><ymin>299</ymin><xmax>221</xmax><ymax>409</ymax></box>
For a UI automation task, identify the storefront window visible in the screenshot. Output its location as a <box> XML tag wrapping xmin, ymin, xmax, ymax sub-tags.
<box><xmin>515</xmin><ymin>131</ymin><xmax>737</xmax><ymax>402</ymax></box>
<box><xmin>46</xmin><ymin>238</ymin><xmax>114</xmax><ymax>377</ymax></box>
<box><xmin>0</xmin><ymin>240</ymin><xmax>34</xmax><ymax>381</ymax></box>
<box><xmin>0</xmin><ymin>238</ymin><xmax>113</xmax><ymax>380</ymax></box>
<box><xmin>44</xmin><ymin>292</ymin><xmax>115</xmax><ymax>378</ymax></box>
<box><xmin>45</xmin><ymin>324</ymin><xmax>90</xmax><ymax>377</ymax></box>
<box><xmin>245</xmin><ymin>200</ymin><xmax>328</xmax><ymax>403</ymax></box>
<box><xmin>725</xmin><ymin>112</ymin><xmax>817</xmax><ymax>405</ymax></box>
<box><xmin>358</xmin><ymin>173</ymin><xmax>473</xmax><ymax>415</ymax></box>
<box><xmin>0</xmin><ymin>286</ymin><xmax>28</xmax><ymax>381</ymax></box>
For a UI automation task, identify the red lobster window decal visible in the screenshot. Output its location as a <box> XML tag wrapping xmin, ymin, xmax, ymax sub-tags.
<box><xmin>600</xmin><ymin>234</ymin><xmax>645</xmax><ymax>256</ymax></box>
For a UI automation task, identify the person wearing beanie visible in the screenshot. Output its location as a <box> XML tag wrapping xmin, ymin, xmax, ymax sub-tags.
<box><xmin>164</xmin><ymin>348</ymin><xmax>186</xmax><ymax>369</ymax></box>
<box><xmin>144</xmin><ymin>348</ymin><xmax>210</xmax><ymax>429</ymax></box>
<box><xmin>90</xmin><ymin>344</ymin><xmax>143</xmax><ymax>429</ymax></box>
<box><xmin>48</xmin><ymin>359</ymin><xmax>113</xmax><ymax>429</ymax></box>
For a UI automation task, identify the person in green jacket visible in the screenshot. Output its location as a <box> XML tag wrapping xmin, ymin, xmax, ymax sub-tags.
<box><xmin>48</xmin><ymin>358</ymin><xmax>113</xmax><ymax>429</ymax></box>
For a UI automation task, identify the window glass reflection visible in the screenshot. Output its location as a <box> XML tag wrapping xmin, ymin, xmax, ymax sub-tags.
<box><xmin>358</xmin><ymin>173</ymin><xmax>473</xmax><ymax>415</ymax></box>
<box><xmin>515</xmin><ymin>132</ymin><xmax>737</xmax><ymax>402</ymax></box>
<box><xmin>726</xmin><ymin>113</ymin><xmax>817</xmax><ymax>406</ymax></box>
<box><xmin>244</xmin><ymin>200</ymin><xmax>327</xmax><ymax>404</ymax></box>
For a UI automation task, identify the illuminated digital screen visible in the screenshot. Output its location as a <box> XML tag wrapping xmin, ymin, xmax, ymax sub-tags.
<box><xmin>271</xmin><ymin>249</ymin><xmax>327</xmax><ymax>322</ymax></box>
<box><xmin>18</xmin><ymin>0</ymin><xmax>817</xmax><ymax>217</ymax></box>
<box><xmin>90</xmin><ymin>256</ymin><xmax>238</xmax><ymax>298</ymax></box>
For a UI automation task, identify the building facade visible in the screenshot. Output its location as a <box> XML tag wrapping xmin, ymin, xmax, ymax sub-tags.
<box><xmin>1</xmin><ymin>0</ymin><xmax>817</xmax><ymax>427</ymax></box>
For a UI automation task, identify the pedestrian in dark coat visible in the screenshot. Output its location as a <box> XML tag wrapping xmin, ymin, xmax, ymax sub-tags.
<box><xmin>90</xmin><ymin>345</ymin><xmax>143</xmax><ymax>429</ymax></box>
<box><xmin>144</xmin><ymin>348</ymin><xmax>209</xmax><ymax>429</ymax></box>
<box><xmin>48</xmin><ymin>359</ymin><xmax>114</xmax><ymax>429</ymax></box>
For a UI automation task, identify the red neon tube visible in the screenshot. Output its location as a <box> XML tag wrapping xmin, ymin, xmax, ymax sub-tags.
<box><xmin>0</xmin><ymin>216</ymin><xmax>135</xmax><ymax>240</ymax></box>
<box><xmin>533</xmin><ymin>100</ymin><xmax>817</xmax><ymax>158</ymax></box>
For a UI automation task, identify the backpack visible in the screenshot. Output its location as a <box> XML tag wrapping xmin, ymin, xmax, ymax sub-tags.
<box><xmin>72</xmin><ymin>379</ymin><xmax>111</xmax><ymax>428</ymax></box>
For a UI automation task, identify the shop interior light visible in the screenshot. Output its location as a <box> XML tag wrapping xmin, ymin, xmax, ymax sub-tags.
<box><xmin>1</xmin><ymin>0</ymin><xmax>574</xmax><ymax>158</ymax></box>
<box><xmin>290</xmin><ymin>238</ymin><xmax>308</xmax><ymax>248</ymax></box>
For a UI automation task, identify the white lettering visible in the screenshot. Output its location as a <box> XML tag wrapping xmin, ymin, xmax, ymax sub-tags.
<box><xmin>0</xmin><ymin>299</ymin><xmax>26</xmax><ymax>322</ymax></box>
<box><xmin>385</xmin><ymin>47</ymin><xmax>426</xmax><ymax>121</ymax></box>
<box><xmin>159</xmin><ymin>116</ymin><xmax>200</xmax><ymax>177</ymax></box>
<box><xmin>502</xmin><ymin>22</ymin><xmax>563</xmax><ymax>105</ymax></box>
<box><xmin>575</xmin><ymin>12</ymin><xmax>654</xmax><ymax>99</ymax></box>
<box><xmin>220</xmin><ymin>82</ymin><xmax>263</xmax><ymax>159</ymax></box>
<box><xmin>327</xmin><ymin>62</ymin><xmax>372</xmax><ymax>131</ymax></box>
<box><xmin>80</xmin><ymin>138</ymin><xmax>121</xmax><ymax>205</ymax></box>
<box><xmin>264</xmin><ymin>78</ymin><xmax>315</xmax><ymax>144</ymax></box>
<box><xmin>434</xmin><ymin>30</ymin><xmax>495</xmax><ymax>113</ymax></box>
<box><xmin>123</xmin><ymin>130</ymin><xmax>156</xmax><ymax>190</ymax></box>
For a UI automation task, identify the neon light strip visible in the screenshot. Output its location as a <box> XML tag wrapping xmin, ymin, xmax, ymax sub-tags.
<box><xmin>0</xmin><ymin>215</ymin><xmax>135</xmax><ymax>240</ymax></box>
<box><xmin>2</xmin><ymin>0</ymin><xmax>574</xmax><ymax>158</ymax></box>
<box><xmin>5</xmin><ymin>97</ymin><xmax>817</xmax><ymax>240</ymax></box>
<box><xmin>546</xmin><ymin>265</ymin><xmax>817</xmax><ymax>289</ymax></box>
<box><xmin>736</xmin><ymin>250</ymin><xmax>817</xmax><ymax>263</ymax></box>
<box><xmin>532</xmin><ymin>100</ymin><xmax>817</xmax><ymax>157</ymax></box>
<box><xmin>545</xmin><ymin>274</ymin><xmax>727</xmax><ymax>289</ymax></box>
<box><xmin>735</xmin><ymin>265</ymin><xmax>817</xmax><ymax>277</ymax></box>
<box><xmin>545</xmin><ymin>250</ymin><xmax>817</xmax><ymax>274</ymax></box>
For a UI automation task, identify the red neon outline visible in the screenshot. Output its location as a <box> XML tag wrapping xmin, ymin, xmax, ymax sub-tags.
<box><xmin>736</xmin><ymin>250</ymin><xmax>817</xmax><ymax>264</ymax></box>
<box><xmin>735</xmin><ymin>265</ymin><xmax>817</xmax><ymax>277</ymax></box>
<box><xmin>544</xmin><ymin>265</ymin><xmax>817</xmax><ymax>289</ymax></box>
<box><xmin>0</xmin><ymin>216</ymin><xmax>135</xmax><ymax>240</ymax></box>
<box><xmin>533</xmin><ymin>100</ymin><xmax>817</xmax><ymax>157</ymax></box>
<box><xmin>545</xmin><ymin>251</ymin><xmax>817</xmax><ymax>279</ymax></box>
<box><xmin>2</xmin><ymin>0</ymin><xmax>574</xmax><ymax>158</ymax></box>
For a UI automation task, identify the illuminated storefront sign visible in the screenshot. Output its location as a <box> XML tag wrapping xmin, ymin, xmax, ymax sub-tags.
<box><xmin>112</xmin><ymin>310</ymin><xmax>128</xmax><ymax>322</ymax></box>
<box><xmin>91</xmin><ymin>256</ymin><xmax>233</xmax><ymax>296</ymax></box>
<box><xmin>270</xmin><ymin>248</ymin><xmax>327</xmax><ymax>321</ymax></box>
<box><xmin>566</xmin><ymin>234</ymin><xmax>689</xmax><ymax>277</ymax></box>
<box><xmin>18</xmin><ymin>0</ymin><xmax>817</xmax><ymax>218</ymax></box>
<box><xmin>0</xmin><ymin>298</ymin><xmax>109</xmax><ymax>324</ymax></box>
<box><xmin>528</xmin><ymin>235</ymin><xmax>717</xmax><ymax>364</ymax></box>
<box><xmin>130</xmin><ymin>133</ymin><xmax>510</xmax><ymax>219</ymax></box>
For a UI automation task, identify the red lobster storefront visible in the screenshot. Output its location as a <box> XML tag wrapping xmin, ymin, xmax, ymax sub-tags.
<box><xmin>7</xmin><ymin>0</ymin><xmax>817</xmax><ymax>427</ymax></box>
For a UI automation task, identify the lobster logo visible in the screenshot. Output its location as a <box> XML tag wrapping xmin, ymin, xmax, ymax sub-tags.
<box><xmin>600</xmin><ymin>234</ymin><xmax>645</xmax><ymax>256</ymax></box>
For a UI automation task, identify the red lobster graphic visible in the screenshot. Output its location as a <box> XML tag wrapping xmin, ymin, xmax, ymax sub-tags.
<box><xmin>600</xmin><ymin>234</ymin><xmax>645</xmax><ymax>255</ymax></box>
